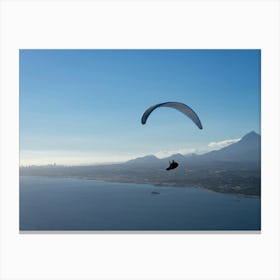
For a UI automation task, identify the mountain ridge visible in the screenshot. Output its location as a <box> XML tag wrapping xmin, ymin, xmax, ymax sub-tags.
<box><xmin>127</xmin><ymin>131</ymin><xmax>261</xmax><ymax>165</ymax></box>
<box><xmin>20</xmin><ymin>131</ymin><xmax>261</xmax><ymax>196</ymax></box>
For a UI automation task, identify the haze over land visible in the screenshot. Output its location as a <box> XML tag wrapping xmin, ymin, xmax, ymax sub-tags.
<box><xmin>20</xmin><ymin>131</ymin><xmax>261</xmax><ymax>196</ymax></box>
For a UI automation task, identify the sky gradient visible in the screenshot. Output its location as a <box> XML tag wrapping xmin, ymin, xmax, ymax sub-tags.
<box><xmin>20</xmin><ymin>50</ymin><xmax>260</xmax><ymax>165</ymax></box>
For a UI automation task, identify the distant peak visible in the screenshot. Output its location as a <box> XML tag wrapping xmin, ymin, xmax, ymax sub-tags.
<box><xmin>248</xmin><ymin>130</ymin><xmax>258</xmax><ymax>135</ymax></box>
<box><xmin>242</xmin><ymin>131</ymin><xmax>260</xmax><ymax>138</ymax></box>
<box><xmin>126</xmin><ymin>154</ymin><xmax>160</xmax><ymax>163</ymax></box>
<box><xmin>171</xmin><ymin>153</ymin><xmax>184</xmax><ymax>157</ymax></box>
<box><xmin>142</xmin><ymin>155</ymin><xmax>158</xmax><ymax>159</ymax></box>
<box><xmin>240</xmin><ymin>131</ymin><xmax>260</xmax><ymax>143</ymax></box>
<box><xmin>164</xmin><ymin>153</ymin><xmax>186</xmax><ymax>160</ymax></box>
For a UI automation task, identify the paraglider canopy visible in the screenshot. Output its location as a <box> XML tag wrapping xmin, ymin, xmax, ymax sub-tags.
<box><xmin>141</xmin><ymin>101</ymin><xmax>202</xmax><ymax>171</ymax></box>
<box><xmin>141</xmin><ymin>101</ymin><xmax>202</xmax><ymax>129</ymax></box>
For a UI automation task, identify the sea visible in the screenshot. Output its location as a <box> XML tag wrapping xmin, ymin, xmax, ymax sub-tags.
<box><xmin>20</xmin><ymin>176</ymin><xmax>261</xmax><ymax>231</ymax></box>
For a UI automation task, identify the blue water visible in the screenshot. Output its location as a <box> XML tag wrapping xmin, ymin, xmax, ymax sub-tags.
<box><xmin>20</xmin><ymin>176</ymin><xmax>261</xmax><ymax>231</ymax></box>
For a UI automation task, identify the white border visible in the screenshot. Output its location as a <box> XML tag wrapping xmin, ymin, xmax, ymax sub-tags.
<box><xmin>1</xmin><ymin>0</ymin><xmax>279</xmax><ymax>279</ymax></box>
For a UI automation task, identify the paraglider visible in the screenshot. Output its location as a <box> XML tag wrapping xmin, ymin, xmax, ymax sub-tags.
<box><xmin>166</xmin><ymin>160</ymin><xmax>179</xmax><ymax>171</ymax></box>
<box><xmin>141</xmin><ymin>101</ymin><xmax>202</xmax><ymax>170</ymax></box>
<box><xmin>141</xmin><ymin>101</ymin><xmax>203</xmax><ymax>129</ymax></box>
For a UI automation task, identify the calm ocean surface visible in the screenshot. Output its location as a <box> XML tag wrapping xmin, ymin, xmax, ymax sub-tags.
<box><xmin>20</xmin><ymin>176</ymin><xmax>261</xmax><ymax>231</ymax></box>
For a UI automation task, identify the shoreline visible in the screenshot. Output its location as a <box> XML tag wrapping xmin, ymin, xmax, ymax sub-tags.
<box><xmin>20</xmin><ymin>174</ymin><xmax>260</xmax><ymax>199</ymax></box>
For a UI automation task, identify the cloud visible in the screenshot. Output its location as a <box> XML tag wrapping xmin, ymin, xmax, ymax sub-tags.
<box><xmin>208</xmin><ymin>138</ymin><xmax>241</xmax><ymax>149</ymax></box>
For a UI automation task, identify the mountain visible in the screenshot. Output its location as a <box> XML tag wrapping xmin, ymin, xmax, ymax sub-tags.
<box><xmin>197</xmin><ymin>131</ymin><xmax>260</xmax><ymax>162</ymax></box>
<box><xmin>165</xmin><ymin>153</ymin><xmax>188</xmax><ymax>162</ymax></box>
<box><xmin>20</xmin><ymin>131</ymin><xmax>261</xmax><ymax>196</ymax></box>
<box><xmin>125</xmin><ymin>131</ymin><xmax>261</xmax><ymax>166</ymax></box>
<box><xmin>125</xmin><ymin>155</ymin><xmax>161</xmax><ymax>165</ymax></box>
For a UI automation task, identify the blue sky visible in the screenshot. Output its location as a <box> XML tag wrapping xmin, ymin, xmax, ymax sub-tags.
<box><xmin>20</xmin><ymin>50</ymin><xmax>260</xmax><ymax>165</ymax></box>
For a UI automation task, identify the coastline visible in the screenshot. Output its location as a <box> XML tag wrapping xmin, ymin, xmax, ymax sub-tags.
<box><xmin>20</xmin><ymin>174</ymin><xmax>260</xmax><ymax>199</ymax></box>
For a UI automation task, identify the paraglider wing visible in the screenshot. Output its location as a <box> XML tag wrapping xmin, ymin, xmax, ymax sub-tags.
<box><xmin>141</xmin><ymin>102</ymin><xmax>203</xmax><ymax>129</ymax></box>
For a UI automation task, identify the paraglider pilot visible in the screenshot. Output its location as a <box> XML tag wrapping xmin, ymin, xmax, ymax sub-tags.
<box><xmin>166</xmin><ymin>160</ymin><xmax>179</xmax><ymax>171</ymax></box>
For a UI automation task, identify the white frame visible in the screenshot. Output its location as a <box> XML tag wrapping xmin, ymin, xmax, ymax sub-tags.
<box><xmin>1</xmin><ymin>0</ymin><xmax>279</xmax><ymax>279</ymax></box>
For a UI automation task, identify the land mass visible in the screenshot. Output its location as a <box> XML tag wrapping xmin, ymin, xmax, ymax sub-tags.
<box><xmin>20</xmin><ymin>131</ymin><xmax>261</xmax><ymax>197</ymax></box>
